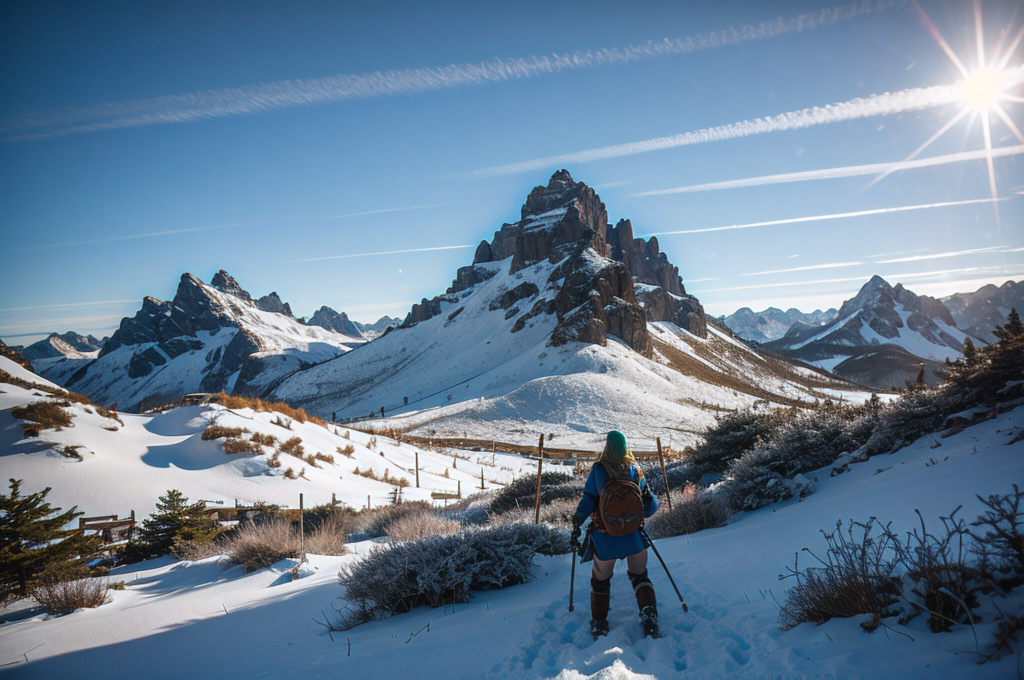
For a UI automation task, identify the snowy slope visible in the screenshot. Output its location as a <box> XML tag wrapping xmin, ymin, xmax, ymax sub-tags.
<box><xmin>271</xmin><ymin>254</ymin><xmax>871</xmax><ymax>450</ymax></box>
<box><xmin>0</xmin><ymin>375</ymin><xmax>543</xmax><ymax>520</ymax></box>
<box><xmin>1</xmin><ymin>398</ymin><xmax>1020</xmax><ymax>679</ymax></box>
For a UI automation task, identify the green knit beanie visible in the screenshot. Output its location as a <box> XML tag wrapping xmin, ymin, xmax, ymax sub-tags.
<box><xmin>606</xmin><ymin>430</ymin><xmax>628</xmax><ymax>458</ymax></box>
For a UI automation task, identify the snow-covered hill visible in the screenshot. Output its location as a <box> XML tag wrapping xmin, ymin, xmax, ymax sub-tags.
<box><xmin>34</xmin><ymin>271</ymin><xmax>366</xmax><ymax>412</ymax></box>
<box><xmin>763</xmin><ymin>275</ymin><xmax>971</xmax><ymax>390</ymax></box>
<box><xmin>270</xmin><ymin>172</ymin><xmax>871</xmax><ymax>449</ymax></box>
<box><xmin>2</xmin><ymin>350</ymin><xmax>1020</xmax><ymax>679</ymax></box>
<box><xmin>0</xmin><ymin>356</ymin><xmax>540</xmax><ymax>519</ymax></box>
<box><xmin>722</xmin><ymin>306</ymin><xmax>837</xmax><ymax>344</ymax></box>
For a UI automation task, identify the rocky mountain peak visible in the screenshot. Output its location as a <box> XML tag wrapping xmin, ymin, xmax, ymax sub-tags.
<box><xmin>256</xmin><ymin>292</ymin><xmax>293</xmax><ymax>317</ymax></box>
<box><xmin>306</xmin><ymin>306</ymin><xmax>362</xmax><ymax>338</ymax></box>
<box><xmin>210</xmin><ymin>270</ymin><xmax>253</xmax><ymax>303</ymax></box>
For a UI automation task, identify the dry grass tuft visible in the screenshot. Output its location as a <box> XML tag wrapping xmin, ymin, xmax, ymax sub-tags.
<box><xmin>32</xmin><ymin>564</ymin><xmax>108</xmax><ymax>614</ymax></box>
<box><xmin>216</xmin><ymin>392</ymin><xmax>328</xmax><ymax>426</ymax></box>
<box><xmin>12</xmin><ymin>401</ymin><xmax>73</xmax><ymax>430</ymax></box>
<box><xmin>202</xmin><ymin>424</ymin><xmax>248</xmax><ymax>440</ymax></box>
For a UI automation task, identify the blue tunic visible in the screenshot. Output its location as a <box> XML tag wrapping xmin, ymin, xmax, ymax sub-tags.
<box><xmin>573</xmin><ymin>462</ymin><xmax>659</xmax><ymax>560</ymax></box>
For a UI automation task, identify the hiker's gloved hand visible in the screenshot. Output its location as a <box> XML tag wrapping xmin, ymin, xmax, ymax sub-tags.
<box><xmin>570</xmin><ymin>523</ymin><xmax>581</xmax><ymax>546</ymax></box>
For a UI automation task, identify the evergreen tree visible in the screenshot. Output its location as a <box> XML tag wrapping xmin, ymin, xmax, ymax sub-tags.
<box><xmin>962</xmin><ymin>337</ymin><xmax>978</xmax><ymax>366</ymax></box>
<box><xmin>0</xmin><ymin>479</ymin><xmax>100</xmax><ymax>600</ymax></box>
<box><xmin>994</xmin><ymin>308</ymin><xmax>1024</xmax><ymax>343</ymax></box>
<box><xmin>127</xmin><ymin>489</ymin><xmax>218</xmax><ymax>561</ymax></box>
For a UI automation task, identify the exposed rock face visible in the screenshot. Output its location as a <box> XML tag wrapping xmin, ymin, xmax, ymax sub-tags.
<box><xmin>942</xmin><ymin>280</ymin><xmax>1024</xmax><ymax>343</ymax></box>
<box><xmin>20</xmin><ymin>332</ymin><xmax>105</xmax><ymax>361</ymax></box>
<box><xmin>45</xmin><ymin>269</ymin><xmax>359</xmax><ymax>411</ymax></box>
<box><xmin>763</xmin><ymin>275</ymin><xmax>970</xmax><ymax>389</ymax></box>
<box><xmin>210</xmin><ymin>270</ymin><xmax>252</xmax><ymax>303</ymax></box>
<box><xmin>306</xmin><ymin>306</ymin><xmax>363</xmax><ymax>338</ymax></box>
<box><xmin>256</xmin><ymin>292</ymin><xmax>293</xmax><ymax>317</ymax></box>
<box><xmin>399</xmin><ymin>170</ymin><xmax>705</xmax><ymax>353</ymax></box>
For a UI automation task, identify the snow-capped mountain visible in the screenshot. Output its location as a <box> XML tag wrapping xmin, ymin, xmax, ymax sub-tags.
<box><xmin>34</xmin><ymin>271</ymin><xmax>366</xmax><ymax>412</ymax></box>
<box><xmin>303</xmin><ymin>306</ymin><xmax>365</xmax><ymax>338</ymax></box>
<box><xmin>762</xmin><ymin>275</ymin><xmax>970</xmax><ymax>389</ymax></box>
<box><xmin>353</xmin><ymin>315</ymin><xmax>401</xmax><ymax>339</ymax></box>
<box><xmin>15</xmin><ymin>331</ymin><xmax>106</xmax><ymax>361</ymax></box>
<box><xmin>942</xmin><ymin>279</ymin><xmax>1024</xmax><ymax>344</ymax></box>
<box><xmin>269</xmin><ymin>171</ymin><xmax>872</xmax><ymax>448</ymax></box>
<box><xmin>723</xmin><ymin>307</ymin><xmax>837</xmax><ymax>344</ymax></box>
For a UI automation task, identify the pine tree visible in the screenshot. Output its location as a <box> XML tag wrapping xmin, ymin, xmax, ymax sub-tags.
<box><xmin>962</xmin><ymin>337</ymin><xmax>978</xmax><ymax>366</ymax></box>
<box><xmin>127</xmin><ymin>489</ymin><xmax>218</xmax><ymax>561</ymax></box>
<box><xmin>994</xmin><ymin>308</ymin><xmax>1024</xmax><ymax>343</ymax></box>
<box><xmin>0</xmin><ymin>479</ymin><xmax>100</xmax><ymax>600</ymax></box>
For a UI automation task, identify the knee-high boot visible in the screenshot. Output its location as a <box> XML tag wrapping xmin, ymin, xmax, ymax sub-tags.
<box><xmin>629</xmin><ymin>569</ymin><xmax>659</xmax><ymax>637</ymax></box>
<box><xmin>590</xmin><ymin>576</ymin><xmax>611</xmax><ymax>639</ymax></box>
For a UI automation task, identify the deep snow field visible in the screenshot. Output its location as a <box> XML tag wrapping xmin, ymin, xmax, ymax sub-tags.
<box><xmin>2</xmin><ymin>353</ymin><xmax>1021</xmax><ymax>679</ymax></box>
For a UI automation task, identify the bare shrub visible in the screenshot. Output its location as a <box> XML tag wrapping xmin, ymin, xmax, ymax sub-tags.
<box><xmin>778</xmin><ymin>519</ymin><xmax>903</xmax><ymax>630</ymax></box>
<box><xmin>283</xmin><ymin>467</ymin><xmax>297</xmax><ymax>479</ymax></box>
<box><xmin>337</xmin><ymin>444</ymin><xmax>355</xmax><ymax>457</ymax></box>
<box><xmin>898</xmin><ymin>508</ymin><xmax>980</xmax><ymax>633</ymax></box>
<box><xmin>349</xmin><ymin>501</ymin><xmax>436</xmax><ymax>539</ymax></box>
<box><xmin>386</xmin><ymin>512</ymin><xmax>461</xmax><ymax>542</ymax></box>
<box><xmin>685</xmin><ymin>408</ymin><xmax>789</xmax><ymax>479</ymax></box>
<box><xmin>95</xmin><ymin>406</ymin><xmax>122</xmax><ymax>424</ymax></box>
<box><xmin>646</xmin><ymin>485</ymin><xmax>730</xmax><ymax>539</ymax></box>
<box><xmin>202</xmin><ymin>424</ymin><xmax>247</xmax><ymax>441</ymax></box>
<box><xmin>172</xmin><ymin>539</ymin><xmax>225</xmax><ymax>561</ymax></box>
<box><xmin>279</xmin><ymin>436</ymin><xmax>305</xmax><ymax>457</ymax></box>
<box><xmin>223</xmin><ymin>437</ymin><xmax>261</xmax><ymax>454</ymax></box>
<box><xmin>971</xmin><ymin>484</ymin><xmax>1024</xmax><ymax>590</ymax></box>
<box><xmin>227</xmin><ymin>520</ymin><xmax>298</xmax><ymax>572</ymax></box>
<box><xmin>12</xmin><ymin>401</ymin><xmax>73</xmax><ymax>430</ymax></box>
<box><xmin>267</xmin><ymin>452</ymin><xmax>281</xmax><ymax>468</ymax></box>
<box><xmin>304</xmin><ymin>516</ymin><xmax>349</xmax><ymax>556</ymax></box>
<box><xmin>31</xmin><ymin>564</ymin><xmax>108</xmax><ymax>614</ymax></box>
<box><xmin>314</xmin><ymin>452</ymin><xmax>334</xmax><ymax>465</ymax></box>
<box><xmin>493</xmin><ymin>496</ymin><xmax>578</xmax><ymax>529</ymax></box>
<box><xmin>59</xmin><ymin>445</ymin><xmax>84</xmax><ymax>461</ymax></box>
<box><xmin>250</xmin><ymin>432</ymin><xmax>277</xmax><ymax>447</ymax></box>
<box><xmin>352</xmin><ymin>466</ymin><xmax>409</xmax><ymax>487</ymax></box>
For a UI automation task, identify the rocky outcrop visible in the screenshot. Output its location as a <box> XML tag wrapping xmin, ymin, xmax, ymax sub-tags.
<box><xmin>20</xmin><ymin>332</ymin><xmax>105</xmax><ymax>361</ymax></box>
<box><xmin>211</xmin><ymin>270</ymin><xmax>253</xmax><ymax>303</ymax></box>
<box><xmin>636</xmin><ymin>286</ymin><xmax>707</xmax><ymax>338</ymax></box>
<box><xmin>306</xmin><ymin>306</ymin><xmax>363</xmax><ymax>338</ymax></box>
<box><xmin>607</xmin><ymin>220</ymin><xmax>680</xmax><ymax>295</ymax></box>
<box><xmin>256</xmin><ymin>292</ymin><xmax>293</xmax><ymax>317</ymax></box>
<box><xmin>943</xmin><ymin>280</ymin><xmax>1024</xmax><ymax>343</ymax></box>
<box><xmin>448</xmin><ymin>265</ymin><xmax>498</xmax><ymax>295</ymax></box>
<box><xmin>403</xmin><ymin>295</ymin><xmax>456</xmax><ymax>327</ymax></box>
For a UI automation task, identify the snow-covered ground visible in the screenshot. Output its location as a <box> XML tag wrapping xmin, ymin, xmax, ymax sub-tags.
<box><xmin>0</xmin><ymin>357</ymin><xmax>543</xmax><ymax>518</ymax></box>
<box><xmin>2</xmin><ymin>355</ymin><xmax>1021</xmax><ymax>678</ymax></box>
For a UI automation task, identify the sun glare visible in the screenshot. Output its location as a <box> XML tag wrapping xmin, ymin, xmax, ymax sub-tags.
<box><xmin>959</xmin><ymin>66</ymin><xmax>1005</xmax><ymax>112</ymax></box>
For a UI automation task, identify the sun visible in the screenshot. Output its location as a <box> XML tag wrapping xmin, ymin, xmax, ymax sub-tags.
<box><xmin>868</xmin><ymin>1</ymin><xmax>1024</xmax><ymax>222</ymax></box>
<box><xmin>958</xmin><ymin>66</ymin><xmax>1006</xmax><ymax>113</ymax></box>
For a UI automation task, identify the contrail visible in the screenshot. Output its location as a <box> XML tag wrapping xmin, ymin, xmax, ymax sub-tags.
<box><xmin>0</xmin><ymin>299</ymin><xmax>136</xmax><ymax>313</ymax></box>
<box><xmin>645</xmin><ymin>197</ymin><xmax>1006</xmax><ymax>236</ymax></box>
<box><xmin>634</xmin><ymin>145</ymin><xmax>1024</xmax><ymax>196</ymax></box>
<box><xmin>460</xmin><ymin>64</ymin><xmax>1024</xmax><ymax>179</ymax></box>
<box><xmin>291</xmin><ymin>244</ymin><xmax>474</xmax><ymax>263</ymax></box>
<box><xmin>12</xmin><ymin>204</ymin><xmax>445</xmax><ymax>252</ymax></box>
<box><xmin>1</xmin><ymin>1</ymin><xmax>897</xmax><ymax>142</ymax></box>
<box><xmin>744</xmin><ymin>261</ymin><xmax>864</xmax><ymax>276</ymax></box>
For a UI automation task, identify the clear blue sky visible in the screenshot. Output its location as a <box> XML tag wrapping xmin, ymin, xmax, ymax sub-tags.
<box><xmin>2</xmin><ymin>0</ymin><xmax>1022</xmax><ymax>345</ymax></box>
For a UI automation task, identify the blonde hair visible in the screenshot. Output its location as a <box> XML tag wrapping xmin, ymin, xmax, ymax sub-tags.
<box><xmin>596</xmin><ymin>441</ymin><xmax>636</xmax><ymax>478</ymax></box>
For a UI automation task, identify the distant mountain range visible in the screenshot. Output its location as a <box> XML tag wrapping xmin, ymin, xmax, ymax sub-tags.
<box><xmin>942</xmin><ymin>280</ymin><xmax>1024</xmax><ymax>344</ymax></box>
<box><xmin>723</xmin><ymin>307</ymin><xmax>837</xmax><ymax>344</ymax></box>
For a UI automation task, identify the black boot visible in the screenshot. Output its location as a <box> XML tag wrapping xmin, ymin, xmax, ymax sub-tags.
<box><xmin>629</xmin><ymin>570</ymin><xmax>659</xmax><ymax>638</ymax></box>
<box><xmin>590</xmin><ymin>576</ymin><xmax>611</xmax><ymax>640</ymax></box>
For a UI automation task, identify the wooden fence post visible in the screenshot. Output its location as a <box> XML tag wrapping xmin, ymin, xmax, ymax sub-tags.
<box><xmin>534</xmin><ymin>434</ymin><xmax>545</xmax><ymax>524</ymax></box>
<box><xmin>299</xmin><ymin>493</ymin><xmax>305</xmax><ymax>562</ymax></box>
<box><xmin>415</xmin><ymin>449</ymin><xmax>420</xmax><ymax>488</ymax></box>
<box><xmin>657</xmin><ymin>437</ymin><xmax>673</xmax><ymax>511</ymax></box>
<box><xmin>457</xmin><ymin>480</ymin><xmax>461</xmax><ymax>498</ymax></box>
<box><xmin>480</xmin><ymin>467</ymin><xmax>485</xmax><ymax>490</ymax></box>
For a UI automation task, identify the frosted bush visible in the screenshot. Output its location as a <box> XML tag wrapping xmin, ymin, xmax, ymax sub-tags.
<box><xmin>227</xmin><ymin>520</ymin><xmax>298</xmax><ymax>572</ymax></box>
<box><xmin>724</xmin><ymin>447</ymin><xmax>815</xmax><ymax>512</ymax></box>
<box><xmin>639</xmin><ymin>460</ymin><xmax>692</xmax><ymax>496</ymax></box>
<box><xmin>685</xmin><ymin>408</ymin><xmax>789</xmax><ymax>480</ymax></box>
<box><xmin>337</xmin><ymin>523</ymin><xmax>559</xmax><ymax>627</ymax></box>
<box><xmin>348</xmin><ymin>501</ymin><xmax>435</xmax><ymax>540</ymax></box>
<box><xmin>488</xmin><ymin>472</ymin><xmax>577</xmax><ymax>516</ymax></box>
<box><xmin>646</xmin><ymin>487</ymin><xmax>729</xmax><ymax>539</ymax></box>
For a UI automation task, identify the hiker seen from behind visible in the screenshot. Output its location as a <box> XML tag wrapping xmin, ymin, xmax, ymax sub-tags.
<box><xmin>571</xmin><ymin>430</ymin><xmax>660</xmax><ymax>640</ymax></box>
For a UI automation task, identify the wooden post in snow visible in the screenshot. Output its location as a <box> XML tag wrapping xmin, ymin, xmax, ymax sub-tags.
<box><xmin>415</xmin><ymin>450</ymin><xmax>420</xmax><ymax>488</ymax></box>
<box><xmin>299</xmin><ymin>493</ymin><xmax>305</xmax><ymax>562</ymax></box>
<box><xmin>657</xmin><ymin>437</ymin><xmax>673</xmax><ymax>511</ymax></box>
<box><xmin>534</xmin><ymin>434</ymin><xmax>545</xmax><ymax>524</ymax></box>
<box><xmin>367</xmin><ymin>494</ymin><xmax>370</xmax><ymax>510</ymax></box>
<box><xmin>457</xmin><ymin>480</ymin><xmax>461</xmax><ymax>499</ymax></box>
<box><xmin>480</xmin><ymin>467</ymin><xmax>485</xmax><ymax>490</ymax></box>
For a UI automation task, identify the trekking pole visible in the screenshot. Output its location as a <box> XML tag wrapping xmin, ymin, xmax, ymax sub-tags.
<box><xmin>640</xmin><ymin>527</ymin><xmax>688</xmax><ymax>612</ymax></box>
<box><xmin>568</xmin><ymin>534</ymin><xmax>578</xmax><ymax>612</ymax></box>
